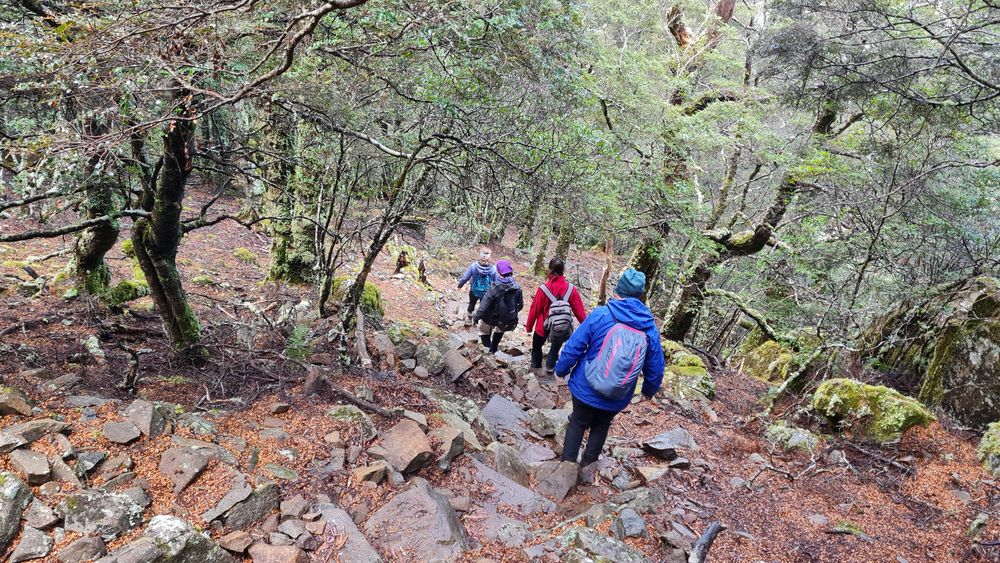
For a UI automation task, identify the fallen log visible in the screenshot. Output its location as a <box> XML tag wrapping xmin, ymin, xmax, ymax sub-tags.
<box><xmin>688</xmin><ymin>521</ymin><xmax>725</xmax><ymax>563</ymax></box>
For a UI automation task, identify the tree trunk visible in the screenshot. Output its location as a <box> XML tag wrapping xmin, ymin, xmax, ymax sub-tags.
<box><xmin>73</xmin><ymin>179</ymin><xmax>120</xmax><ymax>294</ymax></box>
<box><xmin>554</xmin><ymin>217</ymin><xmax>574</xmax><ymax>262</ymax></box>
<box><xmin>132</xmin><ymin>119</ymin><xmax>202</xmax><ymax>352</ymax></box>
<box><xmin>515</xmin><ymin>203</ymin><xmax>537</xmax><ymax>250</ymax></box>
<box><xmin>532</xmin><ymin>213</ymin><xmax>552</xmax><ymax>276</ymax></box>
<box><xmin>265</xmin><ymin>109</ymin><xmax>316</xmax><ymax>283</ymax></box>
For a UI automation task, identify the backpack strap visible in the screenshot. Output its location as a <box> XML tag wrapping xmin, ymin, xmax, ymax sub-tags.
<box><xmin>563</xmin><ymin>284</ymin><xmax>574</xmax><ymax>300</ymax></box>
<box><xmin>538</xmin><ymin>284</ymin><xmax>558</xmax><ymax>303</ymax></box>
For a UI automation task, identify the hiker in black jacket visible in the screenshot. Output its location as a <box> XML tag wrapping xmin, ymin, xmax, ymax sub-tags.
<box><xmin>472</xmin><ymin>259</ymin><xmax>523</xmax><ymax>354</ymax></box>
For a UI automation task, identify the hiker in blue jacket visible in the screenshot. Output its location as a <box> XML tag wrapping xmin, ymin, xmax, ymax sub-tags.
<box><xmin>457</xmin><ymin>248</ymin><xmax>496</xmax><ymax>326</ymax></box>
<box><xmin>554</xmin><ymin>268</ymin><xmax>665</xmax><ymax>467</ymax></box>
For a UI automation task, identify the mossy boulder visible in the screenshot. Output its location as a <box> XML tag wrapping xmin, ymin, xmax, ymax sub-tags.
<box><xmin>331</xmin><ymin>276</ymin><xmax>384</xmax><ymax>318</ymax></box>
<box><xmin>860</xmin><ymin>276</ymin><xmax>1000</xmax><ymax>429</ymax></box>
<box><xmin>765</xmin><ymin>421</ymin><xmax>820</xmax><ymax>455</ymax></box>
<box><xmin>660</xmin><ymin>339</ymin><xmax>715</xmax><ymax>401</ymax></box>
<box><xmin>812</xmin><ymin>378</ymin><xmax>935</xmax><ymax>442</ymax></box>
<box><xmin>741</xmin><ymin>340</ymin><xmax>796</xmax><ymax>383</ymax></box>
<box><xmin>327</xmin><ymin>405</ymin><xmax>378</xmax><ymax>441</ymax></box>
<box><xmin>979</xmin><ymin>423</ymin><xmax>1000</xmax><ymax>477</ymax></box>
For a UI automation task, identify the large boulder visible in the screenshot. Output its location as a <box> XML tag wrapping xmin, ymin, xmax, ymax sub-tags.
<box><xmin>370</xmin><ymin>419</ymin><xmax>432</xmax><ymax>474</ymax></box>
<box><xmin>0</xmin><ymin>472</ymin><xmax>33</xmax><ymax>553</ymax></box>
<box><xmin>765</xmin><ymin>421</ymin><xmax>820</xmax><ymax>455</ymax></box>
<box><xmin>57</xmin><ymin>490</ymin><xmax>144</xmax><ymax>541</ymax></box>
<box><xmin>0</xmin><ymin>386</ymin><xmax>33</xmax><ymax>416</ymax></box>
<box><xmin>979</xmin><ymin>422</ymin><xmax>1000</xmax><ymax>477</ymax></box>
<box><xmin>364</xmin><ymin>478</ymin><xmax>468</xmax><ymax>561</ymax></box>
<box><xmin>812</xmin><ymin>378</ymin><xmax>935</xmax><ymax>442</ymax></box>
<box><xmin>316</xmin><ymin>505</ymin><xmax>383</xmax><ymax>563</ymax></box>
<box><xmin>860</xmin><ymin>276</ymin><xmax>1000</xmax><ymax>428</ymax></box>
<box><xmin>660</xmin><ymin>340</ymin><xmax>716</xmax><ymax>401</ymax></box>
<box><xmin>98</xmin><ymin>516</ymin><xmax>236</xmax><ymax>563</ymax></box>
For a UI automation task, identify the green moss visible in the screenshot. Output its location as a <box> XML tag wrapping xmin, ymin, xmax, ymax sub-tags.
<box><xmin>742</xmin><ymin>340</ymin><xmax>796</xmax><ymax>383</ymax></box>
<box><xmin>284</xmin><ymin>324</ymin><xmax>312</xmax><ymax>360</ymax></box>
<box><xmin>387</xmin><ymin>321</ymin><xmax>416</xmax><ymax>345</ymax></box>
<box><xmin>729</xmin><ymin>230</ymin><xmax>755</xmax><ymax>247</ymax></box>
<box><xmin>191</xmin><ymin>274</ymin><xmax>215</xmax><ymax>286</ymax></box>
<box><xmin>105</xmin><ymin>279</ymin><xmax>149</xmax><ymax>306</ymax></box>
<box><xmin>360</xmin><ymin>281</ymin><xmax>384</xmax><ymax>318</ymax></box>
<box><xmin>660</xmin><ymin>338</ymin><xmax>715</xmax><ymax>401</ymax></box>
<box><xmin>812</xmin><ymin>378</ymin><xmax>935</xmax><ymax>442</ymax></box>
<box><xmin>122</xmin><ymin>238</ymin><xmax>135</xmax><ymax>257</ymax></box>
<box><xmin>977</xmin><ymin>422</ymin><xmax>1000</xmax><ymax>477</ymax></box>
<box><xmin>327</xmin><ymin>405</ymin><xmax>377</xmax><ymax>441</ymax></box>
<box><xmin>765</xmin><ymin>420</ymin><xmax>820</xmax><ymax>455</ymax></box>
<box><xmin>2</xmin><ymin>260</ymin><xmax>29</xmax><ymax>270</ymax></box>
<box><xmin>233</xmin><ymin>247</ymin><xmax>258</xmax><ymax>264</ymax></box>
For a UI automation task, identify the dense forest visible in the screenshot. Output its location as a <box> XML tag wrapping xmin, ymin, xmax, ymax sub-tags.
<box><xmin>0</xmin><ymin>0</ymin><xmax>998</xmax><ymax>561</ymax></box>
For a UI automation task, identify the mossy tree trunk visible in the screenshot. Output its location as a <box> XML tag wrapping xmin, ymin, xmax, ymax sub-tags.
<box><xmin>514</xmin><ymin>203</ymin><xmax>537</xmax><ymax>250</ymax></box>
<box><xmin>264</xmin><ymin>107</ymin><xmax>316</xmax><ymax>283</ymax></box>
<box><xmin>131</xmin><ymin>118</ymin><xmax>202</xmax><ymax>352</ymax></box>
<box><xmin>553</xmin><ymin>215</ymin><xmax>574</xmax><ymax>262</ymax></box>
<box><xmin>73</xmin><ymin>178</ymin><xmax>120</xmax><ymax>294</ymax></box>
<box><xmin>531</xmin><ymin>210</ymin><xmax>552</xmax><ymax>276</ymax></box>
<box><xmin>626</xmin><ymin>223</ymin><xmax>670</xmax><ymax>302</ymax></box>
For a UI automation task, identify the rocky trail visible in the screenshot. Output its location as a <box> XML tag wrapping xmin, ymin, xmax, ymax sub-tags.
<box><xmin>1</xmin><ymin>195</ymin><xmax>998</xmax><ymax>562</ymax></box>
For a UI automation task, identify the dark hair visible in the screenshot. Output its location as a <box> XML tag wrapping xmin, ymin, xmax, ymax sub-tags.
<box><xmin>548</xmin><ymin>258</ymin><xmax>565</xmax><ymax>276</ymax></box>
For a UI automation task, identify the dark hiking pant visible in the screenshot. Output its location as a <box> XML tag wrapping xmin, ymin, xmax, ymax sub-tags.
<box><xmin>467</xmin><ymin>291</ymin><xmax>480</xmax><ymax>314</ymax></box>
<box><xmin>479</xmin><ymin>325</ymin><xmax>505</xmax><ymax>353</ymax></box>
<box><xmin>561</xmin><ymin>396</ymin><xmax>617</xmax><ymax>466</ymax></box>
<box><xmin>530</xmin><ymin>332</ymin><xmax>566</xmax><ymax>371</ymax></box>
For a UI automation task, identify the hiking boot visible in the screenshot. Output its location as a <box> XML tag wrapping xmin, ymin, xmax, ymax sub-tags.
<box><xmin>464</xmin><ymin>314</ymin><xmax>473</xmax><ymax>327</ymax></box>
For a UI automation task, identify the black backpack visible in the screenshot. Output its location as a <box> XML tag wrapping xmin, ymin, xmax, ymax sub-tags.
<box><xmin>494</xmin><ymin>288</ymin><xmax>520</xmax><ymax>331</ymax></box>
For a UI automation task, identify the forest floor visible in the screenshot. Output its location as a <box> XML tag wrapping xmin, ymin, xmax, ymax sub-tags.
<box><xmin>1</xmin><ymin>185</ymin><xmax>998</xmax><ymax>562</ymax></box>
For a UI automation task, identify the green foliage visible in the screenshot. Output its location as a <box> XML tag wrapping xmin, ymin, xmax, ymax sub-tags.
<box><xmin>232</xmin><ymin>247</ymin><xmax>258</xmax><ymax>265</ymax></box>
<box><xmin>284</xmin><ymin>324</ymin><xmax>312</xmax><ymax>361</ymax></box>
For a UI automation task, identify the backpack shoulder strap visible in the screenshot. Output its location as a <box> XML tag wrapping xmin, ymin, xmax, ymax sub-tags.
<box><xmin>563</xmin><ymin>284</ymin><xmax>574</xmax><ymax>300</ymax></box>
<box><xmin>538</xmin><ymin>284</ymin><xmax>557</xmax><ymax>302</ymax></box>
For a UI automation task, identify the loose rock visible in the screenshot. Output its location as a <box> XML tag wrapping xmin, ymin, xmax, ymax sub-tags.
<box><xmin>158</xmin><ymin>447</ymin><xmax>209</xmax><ymax>494</ymax></box>
<box><xmin>9</xmin><ymin>526</ymin><xmax>53</xmax><ymax>563</ymax></box>
<box><xmin>0</xmin><ymin>472</ymin><xmax>34</xmax><ymax>553</ymax></box>
<box><xmin>373</xmin><ymin>419</ymin><xmax>432</xmax><ymax>474</ymax></box>
<box><xmin>247</xmin><ymin>543</ymin><xmax>309</xmax><ymax>563</ymax></box>
<box><xmin>56</xmin><ymin>536</ymin><xmax>107</xmax><ymax>562</ymax></box>
<box><xmin>11</xmin><ymin>449</ymin><xmax>50</xmax><ymax>485</ymax></box>
<box><xmin>58</xmin><ymin>490</ymin><xmax>144</xmax><ymax>541</ymax></box>
<box><xmin>364</xmin><ymin>478</ymin><xmax>469</xmax><ymax>561</ymax></box>
<box><xmin>102</xmin><ymin>421</ymin><xmax>141</xmax><ymax>445</ymax></box>
<box><xmin>316</xmin><ymin>505</ymin><xmax>383</xmax><ymax>563</ymax></box>
<box><xmin>0</xmin><ymin>386</ymin><xmax>33</xmax><ymax>416</ymax></box>
<box><xmin>641</xmin><ymin>427</ymin><xmax>699</xmax><ymax>460</ymax></box>
<box><xmin>535</xmin><ymin>460</ymin><xmax>578</xmax><ymax>502</ymax></box>
<box><xmin>123</xmin><ymin>400</ymin><xmax>166</xmax><ymax>438</ymax></box>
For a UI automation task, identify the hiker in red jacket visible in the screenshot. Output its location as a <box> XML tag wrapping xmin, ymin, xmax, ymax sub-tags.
<box><xmin>525</xmin><ymin>258</ymin><xmax>588</xmax><ymax>375</ymax></box>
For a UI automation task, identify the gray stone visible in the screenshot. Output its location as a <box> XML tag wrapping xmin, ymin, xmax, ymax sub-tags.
<box><xmin>0</xmin><ymin>419</ymin><xmax>70</xmax><ymax>453</ymax></box>
<box><xmin>102</xmin><ymin>421</ymin><xmax>141</xmax><ymax>445</ymax></box>
<box><xmin>316</xmin><ymin>448</ymin><xmax>346</xmax><ymax>475</ymax></box>
<box><xmin>0</xmin><ymin>472</ymin><xmax>33</xmax><ymax>553</ymax></box>
<box><xmin>53</xmin><ymin>433</ymin><xmax>75</xmax><ymax>459</ymax></box>
<box><xmin>75</xmin><ymin>451</ymin><xmax>106</xmax><ymax>477</ymax></box>
<box><xmin>488</xmin><ymin>442</ymin><xmax>530</xmax><ymax>487</ymax></box>
<box><xmin>481</xmin><ymin>394</ymin><xmax>528</xmax><ymax>441</ymax></box>
<box><xmin>64</xmin><ymin>396</ymin><xmax>114</xmax><ymax>408</ymax></box>
<box><xmin>177</xmin><ymin>413</ymin><xmax>217</xmax><ymax>436</ymax></box>
<box><xmin>264</xmin><ymin>464</ymin><xmax>298</xmax><ymax>481</ymax></box>
<box><xmin>96</xmin><ymin>453</ymin><xmax>133</xmax><ymax>477</ymax></box>
<box><xmin>765</xmin><ymin>421</ymin><xmax>820</xmax><ymax>455</ymax></box>
<box><xmin>56</xmin><ymin>536</ymin><xmax>107</xmax><ymax>562</ymax></box>
<box><xmin>145</xmin><ymin>515</ymin><xmax>235</xmax><ymax>560</ymax></box>
<box><xmin>223</xmin><ymin>482</ymin><xmax>280</xmax><ymax>530</ymax></box>
<box><xmin>412</xmin><ymin>365</ymin><xmax>428</xmax><ymax>378</ymax></box>
<box><xmin>277</xmin><ymin>519</ymin><xmax>306</xmax><ymax>539</ymax></box>
<box><xmin>431</xmin><ymin>426</ymin><xmax>465</xmax><ymax>471</ymax></box>
<box><xmin>636</xmin><ymin>465</ymin><xmax>669</xmax><ymax>484</ymax></box>
<box><xmin>610</xmin><ymin>487</ymin><xmax>666</xmax><ymax>513</ymax></box>
<box><xmin>247</xmin><ymin>543</ymin><xmax>309</xmax><ymax>563</ymax></box>
<box><xmin>11</xmin><ymin>449</ymin><xmax>50</xmax><ymax>485</ymax></box>
<box><xmin>327</xmin><ymin>405</ymin><xmax>378</xmax><ymax>441</ymax></box>
<box><xmin>521</xmin><ymin>443</ymin><xmax>557</xmax><ymax>464</ymax></box>
<box><xmin>611</xmin><ymin>507</ymin><xmax>647</xmax><ymax>539</ymax></box>
<box><xmin>442</xmin><ymin>348</ymin><xmax>473</xmax><ymax>381</ymax></box>
<box><xmin>535</xmin><ymin>460</ymin><xmax>578</xmax><ymax>502</ymax></box>
<box><xmin>572</xmin><ymin>527</ymin><xmax>647</xmax><ymax>562</ymax></box>
<box><xmin>640</xmin><ymin>427</ymin><xmax>699</xmax><ymax>460</ymax></box>
<box><xmin>9</xmin><ymin>526</ymin><xmax>53</xmax><ymax>563</ymax></box>
<box><xmin>24</xmin><ymin>499</ymin><xmax>60</xmax><ymax>529</ymax></box>
<box><xmin>218</xmin><ymin>531</ymin><xmax>252</xmax><ymax>553</ymax></box>
<box><xmin>40</xmin><ymin>374</ymin><xmax>81</xmax><ymax>394</ymax></box>
<box><xmin>279</xmin><ymin>494</ymin><xmax>309</xmax><ymax>519</ymax></box>
<box><xmin>415</xmin><ymin>342</ymin><xmax>446</xmax><ymax>374</ymax></box>
<box><xmin>529</xmin><ymin>409</ymin><xmax>570</xmax><ymax>437</ymax></box>
<box><xmin>57</xmin><ymin>489</ymin><xmax>144</xmax><ymax>541</ymax></box>
<box><xmin>351</xmin><ymin>462</ymin><xmax>390</xmax><ymax>485</ymax></box>
<box><xmin>95</xmin><ymin>537</ymin><xmax>161</xmax><ymax>563</ymax></box>
<box><xmin>316</xmin><ymin>505</ymin><xmax>383</xmax><ymax>562</ymax></box>
<box><xmin>50</xmin><ymin>457</ymin><xmax>82</xmax><ymax>488</ymax></box>
<box><xmin>0</xmin><ymin>386</ymin><xmax>33</xmax><ymax>416</ymax></box>
<box><xmin>469</xmin><ymin>458</ymin><xmax>555</xmax><ymax>514</ymax></box>
<box><xmin>202</xmin><ymin>474</ymin><xmax>253</xmax><ymax>523</ymax></box>
<box><xmin>158</xmin><ymin>447</ymin><xmax>209</xmax><ymax>494</ymax></box>
<box><xmin>171</xmin><ymin>437</ymin><xmax>238</xmax><ymax>466</ymax></box>
<box><xmin>123</xmin><ymin>400</ymin><xmax>166</xmax><ymax>438</ymax></box>
<box><xmin>270</xmin><ymin>403</ymin><xmax>291</xmax><ymax>414</ymax></box>
<box><xmin>808</xmin><ymin>513</ymin><xmax>830</xmax><ymax>526</ymax></box>
<box><xmin>364</xmin><ymin>479</ymin><xmax>468</xmax><ymax>561</ymax></box>
<box><xmin>401</xmin><ymin>359</ymin><xmax>417</xmax><ymax>371</ymax></box>
<box><xmin>402</xmin><ymin>410</ymin><xmax>428</xmax><ymax>430</ymax></box>
<box><xmin>374</xmin><ymin>419</ymin><xmax>432</xmax><ymax>474</ymax></box>
<box><xmin>294</xmin><ymin>531</ymin><xmax>319</xmax><ymax>551</ymax></box>
<box><xmin>419</xmin><ymin>387</ymin><xmax>492</xmax><ymax>442</ymax></box>
<box><xmin>122</xmin><ymin>487</ymin><xmax>151</xmax><ymax>509</ymax></box>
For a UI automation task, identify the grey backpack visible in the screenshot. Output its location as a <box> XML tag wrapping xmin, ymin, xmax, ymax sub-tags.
<box><xmin>584</xmin><ymin>312</ymin><xmax>648</xmax><ymax>401</ymax></box>
<box><xmin>539</xmin><ymin>284</ymin><xmax>574</xmax><ymax>341</ymax></box>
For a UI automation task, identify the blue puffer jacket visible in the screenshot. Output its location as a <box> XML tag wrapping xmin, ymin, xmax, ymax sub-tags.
<box><xmin>554</xmin><ymin>298</ymin><xmax>665</xmax><ymax>413</ymax></box>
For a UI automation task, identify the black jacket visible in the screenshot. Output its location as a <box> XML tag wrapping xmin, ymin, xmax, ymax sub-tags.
<box><xmin>473</xmin><ymin>280</ymin><xmax>524</xmax><ymax>331</ymax></box>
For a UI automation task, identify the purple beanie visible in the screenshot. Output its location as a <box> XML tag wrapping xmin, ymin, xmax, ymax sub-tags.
<box><xmin>496</xmin><ymin>259</ymin><xmax>513</xmax><ymax>276</ymax></box>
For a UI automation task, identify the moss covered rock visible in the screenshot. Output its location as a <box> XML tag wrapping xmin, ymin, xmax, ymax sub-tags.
<box><xmin>861</xmin><ymin>276</ymin><xmax>1000</xmax><ymax>429</ymax></box>
<box><xmin>742</xmin><ymin>340</ymin><xmax>797</xmax><ymax>383</ymax></box>
<box><xmin>765</xmin><ymin>420</ymin><xmax>820</xmax><ymax>455</ymax></box>
<box><xmin>978</xmin><ymin>422</ymin><xmax>1000</xmax><ymax>477</ymax></box>
<box><xmin>106</xmin><ymin>279</ymin><xmax>149</xmax><ymax>306</ymax></box>
<box><xmin>812</xmin><ymin>378</ymin><xmax>935</xmax><ymax>442</ymax></box>
<box><xmin>660</xmin><ymin>339</ymin><xmax>715</xmax><ymax>401</ymax></box>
